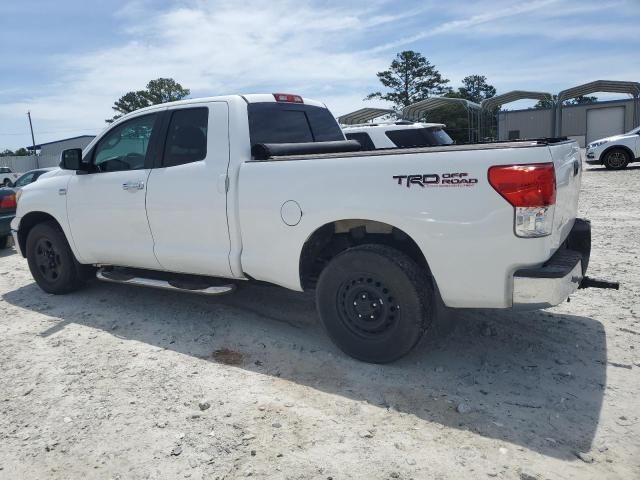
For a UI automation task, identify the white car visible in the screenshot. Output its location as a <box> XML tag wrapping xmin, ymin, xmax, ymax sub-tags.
<box><xmin>0</xmin><ymin>166</ymin><xmax>22</xmax><ymax>187</ymax></box>
<box><xmin>12</xmin><ymin>93</ymin><xmax>603</xmax><ymax>362</ymax></box>
<box><xmin>343</xmin><ymin>121</ymin><xmax>453</xmax><ymax>150</ymax></box>
<box><xmin>585</xmin><ymin>126</ymin><xmax>640</xmax><ymax>169</ymax></box>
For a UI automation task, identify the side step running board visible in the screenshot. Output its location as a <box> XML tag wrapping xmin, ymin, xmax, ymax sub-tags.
<box><xmin>96</xmin><ymin>268</ymin><xmax>235</xmax><ymax>296</ymax></box>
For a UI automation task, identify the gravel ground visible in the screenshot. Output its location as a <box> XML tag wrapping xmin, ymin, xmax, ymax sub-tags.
<box><xmin>0</xmin><ymin>162</ymin><xmax>639</xmax><ymax>480</ymax></box>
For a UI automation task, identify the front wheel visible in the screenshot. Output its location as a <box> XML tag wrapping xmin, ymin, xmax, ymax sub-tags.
<box><xmin>603</xmin><ymin>149</ymin><xmax>629</xmax><ymax>170</ymax></box>
<box><xmin>26</xmin><ymin>221</ymin><xmax>85</xmax><ymax>294</ymax></box>
<box><xmin>2</xmin><ymin>179</ymin><xmax>11</xmax><ymax>187</ymax></box>
<box><xmin>316</xmin><ymin>244</ymin><xmax>434</xmax><ymax>363</ymax></box>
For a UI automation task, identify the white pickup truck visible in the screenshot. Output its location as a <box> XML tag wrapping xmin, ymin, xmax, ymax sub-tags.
<box><xmin>1</xmin><ymin>166</ymin><xmax>22</xmax><ymax>187</ymax></box>
<box><xmin>12</xmin><ymin>93</ymin><xmax>607</xmax><ymax>362</ymax></box>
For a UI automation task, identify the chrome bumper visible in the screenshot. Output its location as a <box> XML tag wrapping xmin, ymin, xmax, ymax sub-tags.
<box><xmin>513</xmin><ymin>258</ymin><xmax>583</xmax><ymax>309</ymax></box>
<box><xmin>513</xmin><ymin>219</ymin><xmax>590</xmax><ymax>310</ymax></box>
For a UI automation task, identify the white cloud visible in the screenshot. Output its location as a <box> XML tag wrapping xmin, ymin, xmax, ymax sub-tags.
<box><xmin>1</xmin><ymin>0</ymin><xmax>638</xmax><ymax>149</ymax></box>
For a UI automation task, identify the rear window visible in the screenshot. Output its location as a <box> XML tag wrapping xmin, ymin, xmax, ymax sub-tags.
<box><xmin>345</xmin><ymin>132</ymin><xmax>375</xmax><ymax>150</ymax></box>
<box><xmin>385</xmin><ymin>128</ymin><xmax>453</xmax><ymax>148</ymax></box>
<box><xmin>248</xmin><ymin>102</ymin><xmax>343</xmax><ymax>147</ymax></box>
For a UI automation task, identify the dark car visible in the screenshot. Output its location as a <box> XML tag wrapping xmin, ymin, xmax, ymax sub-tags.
<box><xmin>0</xmin><ymin>168</ymin><xmax>56</xmax><ymax>249</ymax></box>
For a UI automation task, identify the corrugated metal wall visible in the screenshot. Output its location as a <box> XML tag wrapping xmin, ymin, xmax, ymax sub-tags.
<box><xmin>0</xmin><ymin>136</ymin><xmax>95</xmax><ymax>173</ymax></box>
<box><xmin>0</xmin><ymin>156</ymin><xmax>39</xmax><ymax>172</ymax></box>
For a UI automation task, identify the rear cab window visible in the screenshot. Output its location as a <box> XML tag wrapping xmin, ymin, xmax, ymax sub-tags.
<box><xmin>247</xmin><ymin>103</ymin><xmax>344</xmax><ymax>148</ymax></box>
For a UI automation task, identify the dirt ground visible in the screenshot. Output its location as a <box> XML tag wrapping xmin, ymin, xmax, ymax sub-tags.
<box><xmin>0</xmin><ymin>162</ymin><xmax>639</xmax><ymax>480</ymax></box>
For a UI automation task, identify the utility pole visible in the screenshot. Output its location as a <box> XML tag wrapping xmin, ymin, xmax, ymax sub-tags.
<box><xmin>27</xmin><ymin>111</ymin><xmax>38</xmax><ymax>168</ymax></box>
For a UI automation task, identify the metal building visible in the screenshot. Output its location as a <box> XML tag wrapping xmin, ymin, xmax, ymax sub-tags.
<box><xmin>493</xmin><ymin>80</ymin><xmax>640</xmax><ymax>147</ymax></box>
<box><xmin>26</xmin><ymin>135</ymin><xmax>95</xmax><ymax>168</ymax></box>
<box><xmin>497</xmin><ymin>98</ymin><xmax>637</xmax><ymax>147</ymax></box>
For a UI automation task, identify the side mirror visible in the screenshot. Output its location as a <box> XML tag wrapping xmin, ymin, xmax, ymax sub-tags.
<box><xmin>60</xmin><ymin>148</ymin><xmax>83</xmax><ymax>171</ymax></box>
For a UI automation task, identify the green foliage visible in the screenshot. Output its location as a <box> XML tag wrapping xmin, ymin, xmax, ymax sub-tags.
<box><xmin>453</xmin><ymin>75</ymin><xmax>496</xmax><ymax>104</ymax></box>
<box><xmin>365</xmin><ymin>51</ymin><xmax>450</xmax><ymax>108</ymax></box>
<box><xmin>534</xmin><ymin>94</ymin><xmax>598</xmax><ymax>109</ymax></box>
<box><xmin>106</xmin><ymin>78</ymin><xmax>191</xmax><ymax>123</ymax></box>
<box><xmin>0</xmin><ymin>148</ymin><xmax>29</xmax><ymax>156</ymax></box>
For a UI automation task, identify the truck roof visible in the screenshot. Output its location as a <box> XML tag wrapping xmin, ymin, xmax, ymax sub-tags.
<box><xmin>127</xmin><ymin>94</ymin><xmax>327</xmax><ymax>118</ymax></box>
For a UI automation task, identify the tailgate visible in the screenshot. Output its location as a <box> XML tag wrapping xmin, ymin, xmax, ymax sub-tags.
<box><xmin>548</xmin><ymin>140</ymin><xmax>582</xmax><ymax>248</ymax></box>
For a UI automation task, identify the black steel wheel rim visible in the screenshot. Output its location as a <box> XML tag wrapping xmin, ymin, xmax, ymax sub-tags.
<box><xmin>337</xmin><ymin>274</ymin><xmax>400</xmax><ymax>338</ymax></box>
<box><xmin>34</xmin><ymin>237</ymin><xmax>63</xmax><ymax>282</ymax></box>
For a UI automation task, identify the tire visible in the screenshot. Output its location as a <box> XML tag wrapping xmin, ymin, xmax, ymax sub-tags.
<box><xmin>316</xmin><ymin>244</ymin><xmax>434</xmax><ymax>363</ymax></box>
<box><xmin>26</xmin><ymin>221</ymin><xmax>85</xmax><ymax>294</ymax></box>
<box><xmin>603</xmin><ymin>148</ymin><xmax>629</xmax><ymax>170</ymax></box>
<box><xmin>0</xmin><ymin>236</ymin><xmax>9</xmax><ymax>249</ymax></box>
<box><xmin>2</xmin><ymin>178</ymin><xmax>11</xmax><ymax>187</ymax></box>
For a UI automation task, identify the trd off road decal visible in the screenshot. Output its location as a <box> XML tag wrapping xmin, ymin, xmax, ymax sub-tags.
<box><xmin>392</xmin><ymin>172</ymin><xmax>478</xmax><ymax>188</ymax></box>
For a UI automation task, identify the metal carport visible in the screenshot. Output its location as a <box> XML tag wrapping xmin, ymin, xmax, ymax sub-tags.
<box><xmin>401</xmin><ymin>97</ymin><xmax>482</xmax><ymax>143</ymax></box>
<box><xmin>481</xmin><ymin>90</ymin><xmax>555</xmax><ymax>139</ymax></box>
<box><xmin>337</xmin><ymin>108</ymin><xmax>396</xmax><ymax>126</ymax></box>
<box><xmin>556</xmin><ymin>80</ymin><xmax>640</xmax><ymax>136</ymax></box>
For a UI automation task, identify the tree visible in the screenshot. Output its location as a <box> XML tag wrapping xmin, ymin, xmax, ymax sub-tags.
<box><xmin>452</xmin><ymin>75</ymin><xmax>496</xmax><ymax>104</ymax></box>
<box><xmin>0</xmin><ymin>148</ymin><xmax>29</xmax><ymax>156</ymax></box>
<box><xmin>534</xmin><ymin>94</ymin><xmax>598</xmax><ymax>109</ymax></box>
<box><xmin>365</xmin><ymin>51</ymin><xmax>450</xmax><ymax>109</ymax></box>
<box><xmin>107</xmin><ymin>78</ymin><xmax>191</xmax><ymax>123</ymax></box>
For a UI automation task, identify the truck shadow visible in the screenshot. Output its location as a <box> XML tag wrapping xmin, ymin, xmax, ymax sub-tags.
<box><xmin>3</xmin><ymin>280</ymin><xmax>606</xmax><ymax>460</ymax></box>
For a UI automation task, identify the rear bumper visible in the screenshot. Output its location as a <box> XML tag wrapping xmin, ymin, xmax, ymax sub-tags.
<box><xmin>513</xmin><ymin>218</ymin><xmax>591</xmax><ymax>309</ymax></box>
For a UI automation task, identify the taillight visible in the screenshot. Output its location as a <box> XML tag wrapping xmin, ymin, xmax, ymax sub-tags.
<box><xmin>488</xmin><ymin>163</ymin><xmax>556</xmax><ymax>238</ymax></box>
<box><xmin>273</xmin><ymin>93</ymin><xmax>304</xmax><ymax>103</ymax></box>
<box><xmin>0</xmin><ymin>194</ymin><xmax>16</xmax><ymax>209</ymax></box>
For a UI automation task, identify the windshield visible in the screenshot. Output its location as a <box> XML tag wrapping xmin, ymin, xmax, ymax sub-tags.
<box><xmin>385</xmin><ymin>127</ymin><xmax>454</xmax><ymax>148</ymax></box>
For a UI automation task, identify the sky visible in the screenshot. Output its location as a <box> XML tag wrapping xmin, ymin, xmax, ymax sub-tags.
<box><xmin>0</xmin><ymin>0</ymin><xmax>639</xmax><ymax>150</ymax></box>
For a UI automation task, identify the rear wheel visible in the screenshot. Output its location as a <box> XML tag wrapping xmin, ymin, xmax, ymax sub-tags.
<box><xmin>2</xmin><ymin>178</ymin><xmax>11</xmax><ymax>187</ymax></box>
<box><xmin>26</xmin><ymin>221</ymin><xmax>85</xmax><ymax>294</ymax></box>
<box><xmin>316</xmin><ymin>244</ymin><xmax>433</xmax><ymax>363</ymax></box>
<box><xmin>603</xmin><ymin>149</ymin><xmax>629</xmax><ymax>170</ymax></box>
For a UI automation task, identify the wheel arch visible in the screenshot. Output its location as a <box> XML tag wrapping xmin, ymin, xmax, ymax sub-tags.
<box><xmin>16</xmin><ymin>211</ymin><xmax>64</xmax><ymax>258</ymax></box>
<box><xmin>299</xmin><ymin>218</ymin><xmax>436</xmax><ymax>291</ymax></box>
<box><xmin>599</xmin><ymin>144</ymin><xmax>634</xmax><ymax>163</ymax></box>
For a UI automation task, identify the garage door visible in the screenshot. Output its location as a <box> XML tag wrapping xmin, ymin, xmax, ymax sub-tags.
<box><xmin>586</xmin><ymin>106</ymin><xmax>625</xmax><ymax>144</ymax></box>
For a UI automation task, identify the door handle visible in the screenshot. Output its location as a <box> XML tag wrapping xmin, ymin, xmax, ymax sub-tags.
<box><xmin>122</xmin><ymin>181</ymin><xmax>145</xmax><ymax>191</ymax></box>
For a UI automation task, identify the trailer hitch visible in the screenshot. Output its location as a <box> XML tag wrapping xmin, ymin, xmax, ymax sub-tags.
<box><xmin>579</xmin><ymin>276</ymin><xmax>620</xmax><ymax>290</ymax></box>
